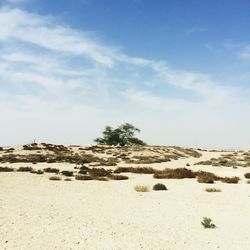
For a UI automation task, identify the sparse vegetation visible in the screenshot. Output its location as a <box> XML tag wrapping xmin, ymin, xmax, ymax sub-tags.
<box><xmin>201</xmin><ymin>217</ymin><xmax>216</xmax><ymax>229</ymax></box>
<box><xmin>153</xmin><ymin>168</ymin><xmax>196</xmax><ymax>179</ymax></box>
<box><xmin>30</xmin><ymin>170</ymin><xmax>44</xmax><ymax>174</ymax></box>
<box><xmin>134</xmin><ymin>185</ymin><xmax>149</xmax><ymax>192</ymax></box>
<box><xmin>153</xmin><ymin>183</ymin><xmax>167</xmax><ymax>191</ymax></box>
<box><xmin>197</xmin><ymin>171</ymin><xmax>219</xmax><ymax>184</ymax></box>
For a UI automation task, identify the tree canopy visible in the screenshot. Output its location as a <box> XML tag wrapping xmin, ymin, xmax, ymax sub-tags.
<box><xmin>94</xmin><ymin>123</ymin><xmax>146</xmax><ymax>146</ymax></box>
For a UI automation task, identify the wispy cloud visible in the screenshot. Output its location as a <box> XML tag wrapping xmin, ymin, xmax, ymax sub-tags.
<box><xmin>184</xmin><ymin>27</ymin><xmax>206</xmax><ymax>36</ymax></box>
<box><xmin>0</xmin><ymin>6</ymin><xmax>249</xmax><ymax>148</ymax></box>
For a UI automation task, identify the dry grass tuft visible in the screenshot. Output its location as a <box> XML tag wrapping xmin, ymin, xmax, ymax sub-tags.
<box><xmin>221</xmin><ymin>176</ymin><xmax>240</xmax><ymax>184</ymax></box>
<box><xmin>30</xmin><ymin>169</ymin><xmax>44</xmax><ymax>174</ymax></box>
<box><xmin>134</xmin><ymin>185</ymin><xmax>149</xmax><ymax>192</ymax></box>
<box><xmin>153</xmin><ymin>168</ymin><xmax>196</xmax><ymax>179</ymax></box>
<box><xmin>114</xmin><ymin>167</ymin><xmax>155</xmax><ymax>174</ymax></box>
<box><xmin>196</xmin><ymin>171</ymin><xmax>219</xmax><ymax>184</ymax></box>
<box><xmin>205</xmin><ymin>188</ymin><xmax>221</xmax><ymax>192</ymax></box>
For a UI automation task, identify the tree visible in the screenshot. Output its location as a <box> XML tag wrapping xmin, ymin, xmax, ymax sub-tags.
<box><xmin>94</xmin><ymin>123</ymin><xmax>146</xmax><ymax>146</ymax></box>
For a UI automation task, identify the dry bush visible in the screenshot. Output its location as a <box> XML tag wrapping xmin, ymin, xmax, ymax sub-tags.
<box><xmin>221</xmin><ymin>176</ymin><xmax>240</xmax><ymax>184</ymax></box>
<box><xmin>109</xmin><ymin>174</ymin><xmax>129</xmax><ymax>180</ymax></box>
<box><xmin>0</xmin><ymin>166</ymin><xmax>14</xmax><ymax>172</ymax></box>
<box><xmin>196</xmin><ymin>171</ymin><xmax>219</xmax><ymax>184</ymax></box>
<box><xmin>61</xmin><ymin>170</ymin><xmax>74</xmax><ymax>177</ymax></box>
<box><xmin>75</xmin><ymin>175</ymin><xmax>93</xmax><ymax>181</ymax></box>
<box><xmin>95</xmin><ymin>177</ymin><xmax>109</xmax><ymax>181</ymax></box>
<box><xmin>244</xmin><ymin>173</ymin><xmax>250</xmax><ymax>179</ymax></box>
<box><xmin>49</xmin><ymin>176</ymin><xmax>62</xmax><ymax>181</ymax></box>
<box><xmin>205</xmin><ymin>188</ymin><xmax>221</xmax><ymax>192</ymax></box>
<box><xmin>43</xmin><ymin>167</ymin><xmax>60</xmax><ymax>173</ymax></box>
<box><xmin>114</xmin><ymin>167</ymin><xmax>155</xmax><ymax>174</ymax></box>
<box><xmin>88</xmin><ymin>168</ymin><xmax>112</xmax><ymax>177</ymax></box>
<box><xmin>134</xmin><ymin>185</ymin><xmax>149</xmax><ymax>192</ymax></box>
<box><xmin>154</xmin><ymin>168</ymin><xmax>196</xmax><ymax>179</ymax></box>
<box><xmin>17</xmin><ymin>166</ymin><xmax>33</xmax><ymax>172</ymax></box>
<box><xmin>247</xmin><ymin>180</ymin><xmax>250</xmax><ymax>184</ymax></box>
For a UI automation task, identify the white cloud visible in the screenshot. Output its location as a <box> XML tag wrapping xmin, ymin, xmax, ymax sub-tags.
<box><xmin>0</xmin><ymin>7</ymin><xmax>249</xmax><ymax>148</ymax></box>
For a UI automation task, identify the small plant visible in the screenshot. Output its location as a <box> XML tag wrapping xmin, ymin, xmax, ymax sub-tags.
<box><xmin>201</xmin><ymin>217</ymin><xmax>216</xmax><ymax>229</ymax></box>
<box><xmin>247</xmin><ymin>180</ymin><xmax>250</xmax><ymax>184</ymax></box>
<box><xmin>134</xmin><ymin>185</ymin><xmax>149</xmax><ymax>192</ymax></box>
<box><xmin>49</xmin><ymin>176</ymin><xmax>62</xmax><ymax>181</ymax></box>
<box><xmin>205</xmin><ymin>188</ymin><xmax>221</xmax><ymax>192</ymax></box>
<box><xmin>153</xmin><ymin>183</ymin><xmax>167</xmax><ymax>191</ymax></box>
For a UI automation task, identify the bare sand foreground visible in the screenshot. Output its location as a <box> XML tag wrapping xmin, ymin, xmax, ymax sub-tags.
<box><xmin>0</xmin><ymin>144</ymin><xmax>250</xmax><ymax>250</ymax></box>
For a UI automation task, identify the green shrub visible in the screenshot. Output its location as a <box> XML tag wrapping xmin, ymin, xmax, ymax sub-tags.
<box><xmin>61</xmin><ymin>170</ymin><xmax>73</xmax><ymax>177</ymax></box>
<box><xmin>201</xmin><ymin>217</ymin><xmax>216</xmax><ymax>229</ymax></box>
<box><xmin>153</xmin><ymin>183</ymin><xmax>167</xmax><ymax>191</ymax></box>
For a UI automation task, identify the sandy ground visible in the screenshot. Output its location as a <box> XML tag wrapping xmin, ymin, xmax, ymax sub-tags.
<box><xmin>1</xmin><ymin>150</ymin><xmax>250</xmax><ymax>250</ymax></box>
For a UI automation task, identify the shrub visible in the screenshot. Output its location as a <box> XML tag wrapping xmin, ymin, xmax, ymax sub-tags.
<box><xmin>88</xmin><ymin>168</ymin><xmax>112</xmax><ymax>177</ymax></box>
<box><xmin>43</xmin><ymin>167</ymin><xmax>60</xmax><ymax>173</ymax></box>
<box><xmin>49</xmin><ymin>176</ymin><xmax>62</xmax><ymax>181</ymax></box>
<box><xmin>114</xmin><ymin>167</ymin><xmax>155</xmax><ymax>174</ymax></box>
<box><xmin>109</xmin><ymin>174</ymin><xmax>129</xmax><ymax>180</ymax></box>
<box><xmin>61</xmin><ymin>170</ymin><xmax>73</xmax><ymax>177</ymax></box>
<box><xmin>205</xmin><ymin>188</ymin><xmax>221</xmax><ymax>192</ymax></box>
<box><xmin>0</xmin><ymin>166</ymin><xmax>14</xmax><ymax>172</ymax></box>
<box><xmin>17</xmin><ymin>167</ymin><xmax>33</xmax><ymax>172</ymax></box>
<box><xmin>134</xmin><ymin>185</ymin><xmax>149</xmax><ymax>192</ymax></box>
<box><xmin>95</xmin><ymin>177</ymin><xmax>109</xmax><ymax>181</ymax></box>
<box><xmin>201</xmin><ymin>217</ymin><xmax>216</xmax><ymax>229</ymax></box>
<box><xmin>153</xmin><ymin>168</ymin><xmax>196</xmax><ymax>179</ymax></box>
<box><xmin>75</xmin><ymin>175</ymin><xmax>93</xmax><ymax>181</ymax></box>
<box><xmin>221</xmin><ymin>176</ymin><xmax>240</xmax><ymax>184</ymax></box>
<box><xmin>244</xmin><ymin>173</ymin><xmax>250</xmax><ymax>179</ymax></box>
<box><xmin>197</xmin><ymin>171</ymin><xmax>219</xmax><ymax>184</ymax></box>
<box><xmin>153</xmin><ymin>183</ymin><xmax>167</xmax><ymax>191</ymax></box>
<box><xmin>247</xmin><ymin>180</ymin><xmax>250</xmax><ymax>184</ymax></box>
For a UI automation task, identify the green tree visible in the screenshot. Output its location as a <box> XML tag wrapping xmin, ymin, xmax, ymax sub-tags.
<box><xmin>94</xmin><ymin>123</ymin><xmax>146</xmax><ymax>146</ymax></box>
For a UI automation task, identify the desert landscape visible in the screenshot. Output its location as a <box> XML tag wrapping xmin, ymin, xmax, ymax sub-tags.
<box><xmin>1</xmin><ymin>143</ymin><xmax>250</xmax><ymax>250</ymax></box>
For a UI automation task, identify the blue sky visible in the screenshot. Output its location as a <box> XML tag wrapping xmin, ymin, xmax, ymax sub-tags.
<box><xmin>0</xmin><ymin>0</ymin><xmax>250</xmax><ymax>148</ymax></box>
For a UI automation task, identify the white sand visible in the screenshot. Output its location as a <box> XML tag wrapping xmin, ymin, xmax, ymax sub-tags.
<box><xmin>0</xmin><ymin>149</ymin><xmax>250</xmax><ymax>249</ymax></box>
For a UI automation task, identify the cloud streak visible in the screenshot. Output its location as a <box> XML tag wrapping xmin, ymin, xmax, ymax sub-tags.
<box><xmin>0</xmin><ymin>6</ymin><xmax>249</xmax><ymax>148</ymax></box>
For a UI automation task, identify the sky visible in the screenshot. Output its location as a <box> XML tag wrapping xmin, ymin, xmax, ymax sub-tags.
<box><xmin>0</xmin><ymin>0</ymin><xmax>250</xmax><ymax>148</ymax></box>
